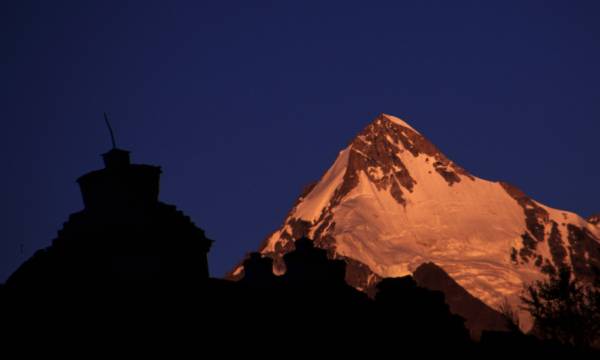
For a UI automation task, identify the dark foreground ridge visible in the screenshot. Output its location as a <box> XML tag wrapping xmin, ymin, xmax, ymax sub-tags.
<box><xmin>0</xmin><ymin>147</ymin><xmax>595</xmax><ymax>356</ymax></box>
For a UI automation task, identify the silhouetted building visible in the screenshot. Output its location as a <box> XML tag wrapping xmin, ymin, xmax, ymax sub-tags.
<box><xmin>2</xmin><ymin>147</ymin><xmax>595</xmax><ymax>357</ymax></box>
<box><xmin>78</xmin><ymin>148</ymin><xmax>161</xmax><ymax>213</ymax></box>
<box><xmin>3</xmin><ymin>147</ymin><xmax>212</xmax><ymax>295</ymax></box>
<box><xmin>282</xmin><ymin>237</ymin><xmax>346</xmax><ymax>286</ymax></box>
<box><xmin>240</xmin><ymin>252</ymin><xmax>278</xmax><ymax>289</ymax></box>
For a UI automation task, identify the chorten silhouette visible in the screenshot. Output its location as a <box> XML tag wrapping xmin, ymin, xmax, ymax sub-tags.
<box><xmin>4</xmin><ymin>146</ymin><xmax>212</xmax><ymax>296</ymax></box>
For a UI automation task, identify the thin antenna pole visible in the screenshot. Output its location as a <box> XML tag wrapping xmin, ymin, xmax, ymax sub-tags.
<box><xmin>103</xmin><ymin>112</ymin><xmax>117</xmax><ymax>149</ymax></box>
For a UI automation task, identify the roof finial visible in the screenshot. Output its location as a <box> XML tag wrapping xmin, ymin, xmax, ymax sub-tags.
<box><xmin>103</xmin><ymin>112</ymin><xmax>117</xmax><ymax>149</ymax></box>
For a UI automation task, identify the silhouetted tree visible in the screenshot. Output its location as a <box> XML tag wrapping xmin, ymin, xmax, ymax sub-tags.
<box><xmin>498</xmin><ymin>299</ymin><xmax>521</xmax><ymax>333</ymax></box>
<box><xmin>521</xmin><ymin>268</ymin><xmax>600</xmax><ymax>348</ymax></box>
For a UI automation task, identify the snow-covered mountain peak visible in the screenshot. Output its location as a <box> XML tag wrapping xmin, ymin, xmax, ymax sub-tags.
<box><xmin>235</xmin><ymin>113</ymin><xmax>600</xmax><ymax>331</ymax></box>
<box><xmin>379</xmin><ymin>113</ymin><xmax>421</xmax><ymax>135</ymax></box>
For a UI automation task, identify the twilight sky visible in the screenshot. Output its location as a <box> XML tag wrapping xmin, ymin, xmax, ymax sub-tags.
<box><xmin>2</xmin><ymin>1</ymin><xmax>599</xmax><ymax>281</ymax></box>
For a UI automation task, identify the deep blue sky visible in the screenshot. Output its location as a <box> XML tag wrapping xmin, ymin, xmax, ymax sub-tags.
<box><xmin>2</xmin><ymin>1</ymin><xmax>599</xmax><ymax>281</ymax></box>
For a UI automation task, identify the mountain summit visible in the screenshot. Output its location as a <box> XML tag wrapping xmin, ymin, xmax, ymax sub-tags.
<box><xmin>233</xmin><ymin>113</ymin><xmax>600</xmax><ymax>329</ymax></box>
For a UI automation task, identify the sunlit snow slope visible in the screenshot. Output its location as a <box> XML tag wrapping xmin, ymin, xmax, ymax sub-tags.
<box><xmin>237</xmin><ymin>113</ymin><xmax>600</xmax><ymax>329</ymax></box>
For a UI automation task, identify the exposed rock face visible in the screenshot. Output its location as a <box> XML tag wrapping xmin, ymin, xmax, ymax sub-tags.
<box><xmin>231</xmin><ymin>113</ymin><xmax>600</xmax><ymax>332</ymax></box>
<box><xmin>588</xmin><ymin>213</ymin><xmax>600</xmax><ymax>226</ymax></box>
